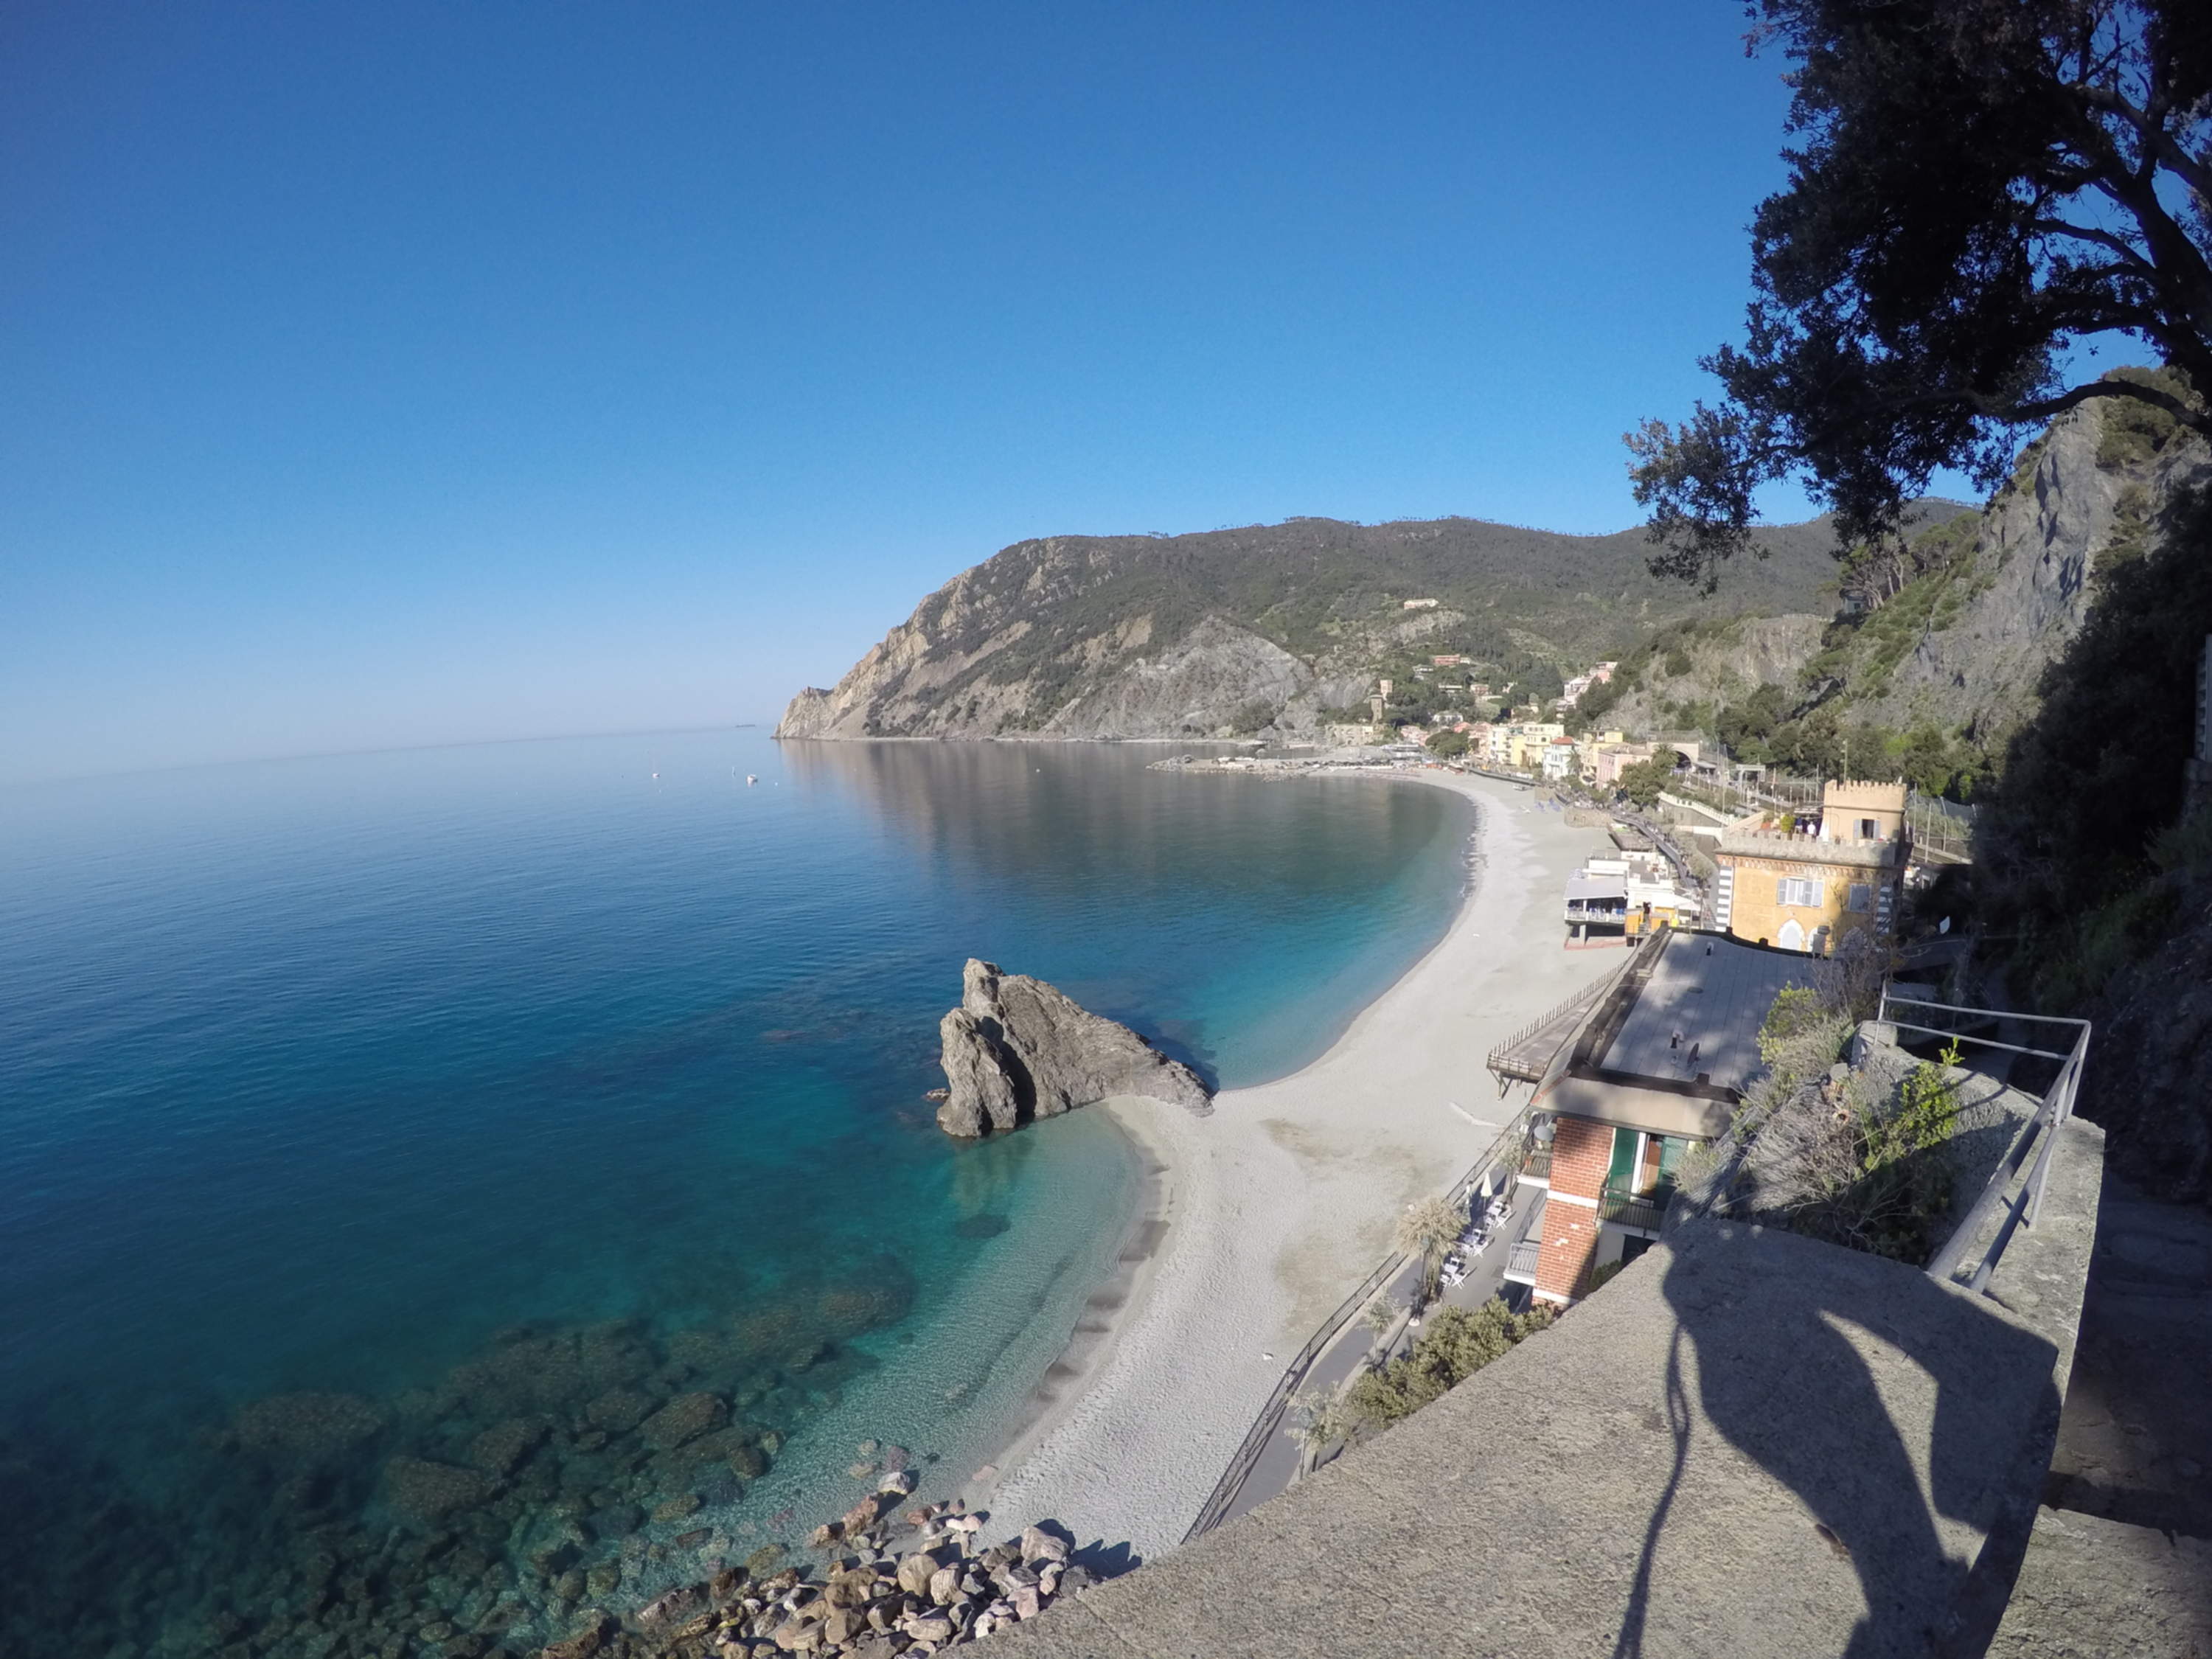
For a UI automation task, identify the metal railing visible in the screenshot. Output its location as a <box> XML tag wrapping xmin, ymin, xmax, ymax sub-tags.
<box><xmin>1180</xmin><ymin>1096</ymin><xmax>1540</xmax><ymax>1542</ymax></box>
<box><xmin>1504</xmin><ymin>1238</ymin><xmax>1540</xmax><ymax>1280</ymax></box>
<box><xmin>1521</xmin><ymin>1147</ymin><xmax>1553</xmax><ymax>1182</ymax></box>
<box><xmin>1599</xmin><ymin>1187</ymin><xmax>1670</xmax><ymax>1234</ymax></box>
<box><xmin>1484</xmin><ymin>967</ymin><xmax>1621</xmax><ymax>1085</ymax></box>
<box><xmin>1877</xmin><ymin>992</ymin><xmax>2094</xmax><ymax>1293</ymax></box>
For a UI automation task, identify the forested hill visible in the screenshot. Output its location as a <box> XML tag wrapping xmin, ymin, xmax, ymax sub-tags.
<box><xmin>774</xmin><ymin>508</ymin><xmax>1955</xmax><ymax>742</ymax></box>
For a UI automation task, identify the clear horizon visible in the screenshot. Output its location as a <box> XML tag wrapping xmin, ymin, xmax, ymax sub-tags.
<box><xmin>4</xmin><ymin>3</ymin><xmax>1983</xmax><ymax>783</ymax></box>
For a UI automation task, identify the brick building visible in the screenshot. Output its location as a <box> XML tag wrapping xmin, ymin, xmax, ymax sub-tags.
<box><xmin>1503</xmin><ymin>928</ymin><xmax>1812</xmax><ymax>1305</ymax></box>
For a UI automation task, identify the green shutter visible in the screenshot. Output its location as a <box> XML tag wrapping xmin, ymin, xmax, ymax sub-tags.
<box><xmin>1606</xmin><ymin>1127</ymin><xmax>1637</xmax><ymax>1193</ymax></box>
<box><xmin>1657</xmin><ymin>1135</ymin><xmax>1685</xmax><ymax>1186</ymax></box>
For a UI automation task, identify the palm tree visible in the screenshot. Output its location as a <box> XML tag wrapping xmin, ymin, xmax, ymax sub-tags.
<box><xmin>1394</xmin><ymin>1194</ymin><xmax>1464</xmax><ymax>1310</ymax></box>
<box><xmin>1287</xmin><ymin>1385</ymin><xmax>1354</xmax><ymax>1478</ymax></box>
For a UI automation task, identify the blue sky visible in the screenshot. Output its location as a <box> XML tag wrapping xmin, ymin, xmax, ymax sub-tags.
<box><xmin>8</xmin><ymin>2</ymin><xmax>1863</xmax><ymax>780</ymax></box>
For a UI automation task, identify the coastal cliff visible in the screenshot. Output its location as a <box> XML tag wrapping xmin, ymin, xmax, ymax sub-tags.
<box><xmin>1849</xmin><ymin>392</ymin><xmax>2210</xmax><ymax>747</ymax></box>
<box><xmin>775</xmin><ymin>513</ymin><xmax>1859</xmax><ymax>742</ymax></box>
<box><xmin>1599</xmin><ymin>392</ymin><xmax>2208</xmax><ymax>765</ymax></box>
<box><xmin>936</xmin><ymin>959</ymin><xmax>1211</xmax><ymax>1137</ymax></box>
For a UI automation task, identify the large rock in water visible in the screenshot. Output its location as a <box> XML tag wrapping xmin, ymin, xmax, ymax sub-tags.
<box><xmin>936</xmin><ymin>959</ymin><xmax>1211</xmax><ymax>1137</ymax></box>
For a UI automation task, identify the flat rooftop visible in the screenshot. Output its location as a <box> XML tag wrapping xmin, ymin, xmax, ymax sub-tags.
<box><xmin>1537</xmin><ymin>930</ymin><xmax>1816</xmax><ymax>1141</ymax></box>
<box><xmin>1597</xmin><ymin>931</ymin><xmax>1813</xmax><ymax>1095</ymax></box>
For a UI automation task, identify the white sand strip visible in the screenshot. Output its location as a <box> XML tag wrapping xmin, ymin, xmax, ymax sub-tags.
<box><xmin>980</xmin><ymin>772</ymin><xmax>1620</xmax><ymax>1559</ymax></box>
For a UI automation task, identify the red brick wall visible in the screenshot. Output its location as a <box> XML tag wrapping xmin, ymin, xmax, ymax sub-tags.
<box><xmin>1534</xmin><ymin>1114</ymin><xmax>1613</xmax><ymax>1302</ymax></box>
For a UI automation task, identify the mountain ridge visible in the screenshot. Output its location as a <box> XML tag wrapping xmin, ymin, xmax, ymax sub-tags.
<box><xmin>774</xmin><ymin>507</ymin><xmax>1965</xmax><ymax>743</ymax></box>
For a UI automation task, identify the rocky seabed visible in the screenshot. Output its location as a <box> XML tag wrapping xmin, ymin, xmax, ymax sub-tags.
<box><xmin>0</xmin><ymin>1270</ymin><xmax>1116</xmax><ymax>1659</ymax></box>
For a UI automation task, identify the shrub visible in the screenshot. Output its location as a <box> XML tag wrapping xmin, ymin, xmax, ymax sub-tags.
<box><xmin>1338</xmin><ymin>1300</ymin><xmax>1554</xmax><ymax>1434</ymax></box>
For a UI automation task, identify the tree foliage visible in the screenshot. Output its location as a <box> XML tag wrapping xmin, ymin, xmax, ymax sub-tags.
<box><xmin>1631</xmin><ymin>0</ymin><xmax>2212</xmax><ymax>589</ymax></box>
<box><xmin>1338</xmin><ymin>1299</ymin><xmax>1555</xmax><ymax>1434</ymax></box>
<box><xmin>1426</xmin><ymin>728</ymin><xmax>1471</xmax><ymax>759</ymax></box>
<box><xmin>1615</xmin><ymin>754</ymin><xmax>1678</xmax><ymax>808</ymax></box>
<box><xmin>1393</xmin><ymin>1195</ymin><xmax>1465</xmax><ymax>1307</ymax></box>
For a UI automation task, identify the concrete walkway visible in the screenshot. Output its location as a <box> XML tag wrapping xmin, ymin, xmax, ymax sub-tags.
<box><xmin>2044</xmin><ymin>1167</ymin><xmax>2212</xmax><ymax>1537</ymax></box>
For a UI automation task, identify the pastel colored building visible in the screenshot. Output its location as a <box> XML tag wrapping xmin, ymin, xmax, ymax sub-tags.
<box><xmin>1710</xmin><ymin>779</ymin><xmax>1910</xmax><ymax>953</ymax></box>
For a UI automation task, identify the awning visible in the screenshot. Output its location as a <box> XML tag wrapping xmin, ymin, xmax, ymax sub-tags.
<box><xmin>1565</xmin><ymin>874</ymin><xmax>1630</xmax><ymax>902</ymax></box>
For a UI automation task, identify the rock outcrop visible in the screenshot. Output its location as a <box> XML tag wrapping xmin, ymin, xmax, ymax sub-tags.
<box><xmin>936</xmin><ymin>959</ymin><xmax>1211</xmax><ymax>1137</ymax></box>
<box><xmin>1852</xmin><ymin>397</ymin><xmax>2211</xmax><ymax>746</ymax></box>
<box><xmin>1590</xmin><ymin>393</ymin><xmax>2208</xmax><ymax>762</ymax></box>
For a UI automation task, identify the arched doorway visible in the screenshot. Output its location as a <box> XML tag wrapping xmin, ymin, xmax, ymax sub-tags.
<box><xmin>1776</xmin><ymin>917</ymin><xmax>1806</xmax><ymax>951</ymax></box>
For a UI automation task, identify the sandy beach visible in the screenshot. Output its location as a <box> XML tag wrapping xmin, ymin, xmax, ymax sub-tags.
<box><xmin>979</xmin><ymin>770</ymin><xmax>1619</xmax><ymax>1559</ymax></box>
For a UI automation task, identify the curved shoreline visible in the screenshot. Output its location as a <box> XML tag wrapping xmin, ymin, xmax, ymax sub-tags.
<box><xmin>979</xmin><ymin>770</ymin><xmax>1618</xmax><ymax>1558</ymax></box>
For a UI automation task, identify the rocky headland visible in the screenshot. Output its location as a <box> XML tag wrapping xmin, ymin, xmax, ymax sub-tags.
<box><xmin>771</xmin><ymin>514</ymin><xmax>1863</xmax><ymax>745</ymax></box>
<box><xmin>936</xmin><ymin>959</ymin><xmax>1210</xmax><ymax>1138</ymax></box>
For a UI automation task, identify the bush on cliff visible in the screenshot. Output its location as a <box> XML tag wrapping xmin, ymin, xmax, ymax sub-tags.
<box><xmin>1337</xmin><ymin>1299</ymin><xmax>1554</xmax><ymax>1439</ymax></box>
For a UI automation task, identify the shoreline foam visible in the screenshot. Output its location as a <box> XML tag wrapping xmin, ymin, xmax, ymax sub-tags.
<box><xmin>979</xmin><ymin>771</ymin><xmax>1618</xmax><ymax>1558</ymax></box>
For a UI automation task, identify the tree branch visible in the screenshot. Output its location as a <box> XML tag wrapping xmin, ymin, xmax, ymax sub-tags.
<box><xmin>2076</xmin><ymin>80</ymin><xmax>2212</xmax><ymax>204</ymax></box>
<box><xmin>1982</xmin><ymin>375</ymin><xmax>2208</xmax><ymax>433</ymax></box>
<box><xmin>2027</xmin><ymin>216</ymin><xmax>2157</xmax><ymax>274</ymax></box>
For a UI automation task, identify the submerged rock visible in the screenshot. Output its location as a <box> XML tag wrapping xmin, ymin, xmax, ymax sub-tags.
<box><xmin>232</xmin><ymin>1391</ymin><xmax>389</xmax><ymax>1461</ymax></box>
<box><xmin>383</xmin><ymin>1455</ymin><xmax>498</xmax><ymax>1522</ymax></box>
<box><xmin>639</xmin><ymin>1391</ymin><xmax>728</xmax><ymax>1451</ymax></box>
<box><xmin>935</xmin><ymin>959</ymin><xmax>1211</xmax><ymax>1137</ymax></box>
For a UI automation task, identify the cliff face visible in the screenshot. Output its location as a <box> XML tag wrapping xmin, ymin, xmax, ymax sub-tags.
<box><xmin>775</xmin><ymin>514</ymin><xmax>1856</xmax><ymax>742</ymax></box>
<box><xmin>1851</xmin><ymin>400</ymin><xmax>2211</xmax><ymax>746</ymax></box>
<box><xmin>1592</xmin><ymin>395</ymin><xmax>2207</xmax><ymax>760</ymax></box>
<box><xmin>2080</xmin><ymin>881</ymin><xmax>2212</xmax><ymax>1208</ymax></box>
<box><xmin>781</xmin><ymin>611</ymin><xmax>1345</xmax><ymax>743</ymax></box>
<box><xmin>1602</xmin><ymin>613</ymin><xmax>1832</xmax><ymax>735</ymax></box>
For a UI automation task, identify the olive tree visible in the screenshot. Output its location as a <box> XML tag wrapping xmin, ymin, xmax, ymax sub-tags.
<box><xmin>1631</xmin><ymin>0</ymin><xmax>2212</xmax><ymax>590</ymax></box>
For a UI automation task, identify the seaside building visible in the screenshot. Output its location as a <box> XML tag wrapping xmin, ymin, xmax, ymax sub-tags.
<box><xmin>1710</xmin><ymin>779</ymin><xmax>1910</xmax><ymax>953</ymax></box>
<box><xmin>1485</xmin><ymin>720</ymin><xmax>1566</xmax><ymax>771</ymax></box>
<box><xmin>1501</xmin><ymin>928</ymin><xmax>1812</xmax><ymax>1304</ymax></box>
<box><xmin>1589</xmin><ymin>740</ymin><xmax>1657</xmax><ymax>787</ymax></box>
<box><xmin>1562</xmin><ymin>848</ymin><xmax>1700</xmax><ymax>942</ymax></box>
<box><xmin>1540</xmin><ymin>738</ymin><xmax>1578</xmax><ymax>780</ymax></box>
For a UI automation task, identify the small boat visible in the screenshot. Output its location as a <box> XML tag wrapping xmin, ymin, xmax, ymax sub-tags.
<box><xmin>746</xmin><ymin>774</ymin><xmax>757</xmax><ymax>785</ymax></box>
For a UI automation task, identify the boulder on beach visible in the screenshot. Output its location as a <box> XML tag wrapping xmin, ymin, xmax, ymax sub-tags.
<box><xmin>936</xmin><ymin>959</ymin><xmax>1212</xmax><ymax>1137</ymax></box>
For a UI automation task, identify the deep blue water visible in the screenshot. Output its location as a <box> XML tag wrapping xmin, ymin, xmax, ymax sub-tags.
<box><xmin>0</xmin><ymin>731</ymin><xmax>1471</xmax><ymax>1655</ymax></box>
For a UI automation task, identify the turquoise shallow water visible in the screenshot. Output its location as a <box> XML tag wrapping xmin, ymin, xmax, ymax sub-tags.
<box><xmin>0</xmin><ymin>731</ymin><xmax>1471</xmax><ymax>1655</ymax></box>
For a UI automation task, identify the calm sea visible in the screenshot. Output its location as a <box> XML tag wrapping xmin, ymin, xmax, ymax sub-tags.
<box><xmin>0</xmin><ymin>730</ymin><xmax>1471</xmax><ymax>1655</ymax></box>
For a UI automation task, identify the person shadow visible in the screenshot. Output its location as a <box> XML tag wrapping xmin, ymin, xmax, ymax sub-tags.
<box><xmin>1612</xmin><ymin>1223</ymin><xmax>2062</xmax><ymax>1658</ymax></box>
